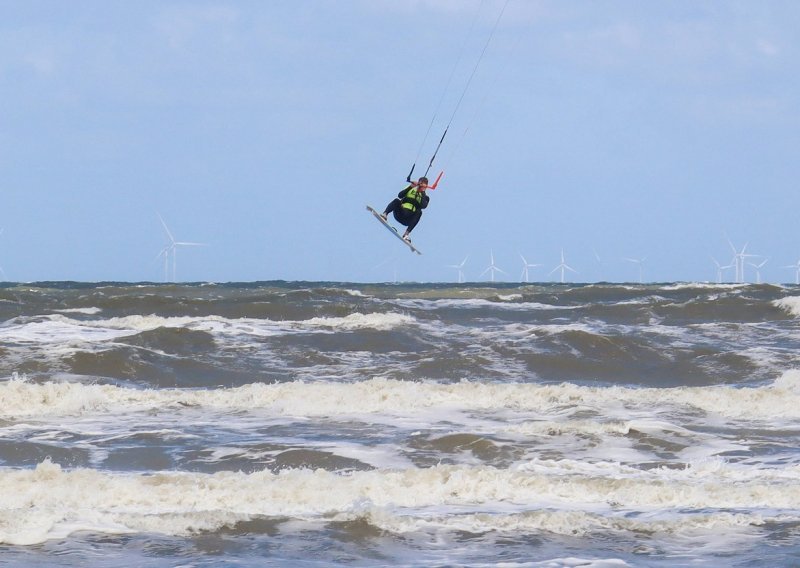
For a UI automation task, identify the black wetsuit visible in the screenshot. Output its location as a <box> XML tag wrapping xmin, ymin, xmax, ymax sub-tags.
<box><xmin>383</xmin><ymin>186</ymin><xmax>430</xmax><ymax>234</ymax></box>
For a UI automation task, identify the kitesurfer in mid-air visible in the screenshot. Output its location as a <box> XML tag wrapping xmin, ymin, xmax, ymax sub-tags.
<box><xmin>381</xmin><ymin>176</ymin><xmax>430</xmax><ymax>242</ymax></box>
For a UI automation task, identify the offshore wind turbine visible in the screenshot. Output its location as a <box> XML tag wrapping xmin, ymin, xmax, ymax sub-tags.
<box><xmin>623</xmin><ymin>256</ymin><xmax>647</xmax><ymax>284</ymax></box>
<box><xmin>748</xmin><ymin>258</ymin><xmax>768</xmax><ymax>284</ymax></box>
<box><xmin>447</xmin><ymin>255</ymin><xmax>469</xmax><ymax>283</ymax></box>
<box><xmin>156</xmin><ymin>213</ymin><xmax>206</xmax><ymax>282</ymax></box>
<box><xmin>549</xmin><ymin>249</ymin><xmax>577</xmax><ymax>283</ymax></box>
<box><xmin>519</xmin><ymin>253</ymin><xmax>541</xmax><ymax>283</ymax></box>
<box><xmin>711</xmin><ymin>256</ymin><xmax>734</xmax><ymax>284</ymax></box>
<box><xmin>783</xmin><ymin>260</ymin><xmax>800</xmax><ymax>285</ymax></box>
<box><xmin>726</xmin><ymin>238</ymin><xmax>758</xmax><ymax>283</ymax></box>
<box><xmin>480</xmin><ymin>250</ymin><xmax>507</xmax><ymax>282</ymax></box>
<box><xmin>592</xmin><ymin>247</ymin><xmax>607</xmax><ymax>282</ymax></box>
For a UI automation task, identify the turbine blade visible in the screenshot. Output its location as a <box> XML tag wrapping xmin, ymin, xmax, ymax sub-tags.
<box><xmin>726</xmin><ymin>235</ymin><xmax>737</xmax><ymax>254</ymax></box>
<box><xmin>157</xmin><ymin>213</ymin><xmax>175</xmax><ymax>244</ymax></box>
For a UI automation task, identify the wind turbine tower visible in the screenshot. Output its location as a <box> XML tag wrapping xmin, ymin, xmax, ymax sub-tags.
<box><xmin>549</xmin><ymin>249</ymin><xmax>577</xmax><ymax>283</ymax></box>
<box><xmin>623</xmin><ymin>256</ymin><xmax>648</xmax><ymax>284</ymax></box>
<box><xmin>156</xmin><ymin>213</ymin><xmax>206</xmax><ymax>282</ymax></box>
<box><xmin>481</xmin><ymin>250</ymin><xmax>507</xmax><ymax>282</ymax></box>
<box><xmin>748</xmin><ymin>258</ymin><xmax>768</xmax><ymax>284</ymax></box>
<box><xmin>447</xmin><ymin>255</ymin><xmax>469</xmax><ymax>284</ymax></box>
<box><xmin>519</xmin><ymin>253</ymin><xmax>541</xmax><ymax>283</ymax></box>
<box><xmin>592</xmin><ymin>248</ymin><xmax>607</xmax><ymax>282</ymax></box>
<box><xmin>711</xmin><ymin>257</ymin><xmax>734</xmax><ymax>284</ymax></box>
<box><xmin>783</xmin><ymin>260</ymin><xmax>800</xmax><ymax>285</ymax></box>
<box><xmin>726</xmin><ymin>238</ymin><xmax>757</xmax><ymax>283</ymax></box>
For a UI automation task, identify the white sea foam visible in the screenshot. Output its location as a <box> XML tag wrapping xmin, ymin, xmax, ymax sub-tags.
<box><xmin>52</xmin><ymin>307</ymin><xmax>103</xmax><ymax>315</ymax></box>
<box><xmin>772</xmin><ymin>368</ymin><xmax>800</xmax><ymax>393</ymax></box>
<box><xmin>501</xmin><ymin>419</ymin><xmax>635</xmax><ymax>437</ymax></box>
<box><xmin>392</xmin><ymin>298</ymin><xmax>581</xmax><ymax>311</ymax></box>
<box><xmin>505</xmin><ymin>560</ymin><xmax>631</xmax><ymax>568</ymax></box>
<box><xmin>342</xmin><ymin>289</ymin><xmax>366</xmax><ymax>297</ymax></box>
<box><xmin>497</xmin><ymin>294</ymin><xmax>523</xmax><ymax>301</ymax></box>
<box><xmin>0</xmin><ymin>311</ymin><xmax>417</xmax><ymax>347</ymax></box>
<box><xmin>303</xmin><ymin>312</ymin><xmax>414</xmax><ymax>331</ymax></box>
<box><xmin>0</xmin><ymin>459</ymin><xmax>797</xmax><ymax>545</ymax></box>
<box><xmin>774</xmin><ymin>296</ymin><xmax>800</xmax><ymax>317</ymax></box>
<box><xmin>661</xmin><ymin>282</ymin><xmax>746</xmax><ymax>291</ymax></box>
<box><xmin>3</xmin><ymin>372</ymin><xmax>800</xmax><ymax>421</ymax></box>
<box><xmin>193</xmin><ymin>439</ymin><xmax>414</xmax><ymax>471</ymax></box>
<box><xmin>353</xmin><ymin>508</ymin><xmax>773</xmax><ymax>538</ymax></box>
<box><xmin>0</xmin><ymin>315</ymin><xmax>142</xmax><ymax>345</ymax></box>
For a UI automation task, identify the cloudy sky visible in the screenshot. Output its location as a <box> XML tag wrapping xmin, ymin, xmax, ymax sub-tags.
<box><xmin>1</xmin><ymin>1</ymin><xmax>798</xmax><ymax>283</ymax></box>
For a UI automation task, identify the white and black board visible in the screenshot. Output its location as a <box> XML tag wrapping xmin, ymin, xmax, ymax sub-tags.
<box><xmin>366</xmin><ymin>205</ymin><xmax>422</xmax><ymax>255</ymax></box>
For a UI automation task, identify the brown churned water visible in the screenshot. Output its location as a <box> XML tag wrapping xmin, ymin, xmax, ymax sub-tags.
<box><xmin>0</xmin><ymin>281</ymin><xmax>798</xmax><ymax>566</ymax></box>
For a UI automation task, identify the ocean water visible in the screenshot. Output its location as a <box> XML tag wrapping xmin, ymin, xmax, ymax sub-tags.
<box><xmin>0</xmin><ymin>281</ymin><xmax>799</xmax><ymax>567</ymax></box>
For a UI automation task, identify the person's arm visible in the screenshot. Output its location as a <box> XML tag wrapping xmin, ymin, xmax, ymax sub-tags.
<box><xmin>421</xmin><ymin>194</ymin><xmax>430</xmax><ymax>209</ymax></box>
<box><xmin>397</xmin><ymin>186</ymin><xmax>412</xmax><ymax>199</ymax></box>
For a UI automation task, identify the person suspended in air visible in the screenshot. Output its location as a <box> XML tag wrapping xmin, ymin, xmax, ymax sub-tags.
<box><xmin>381</xmin><ymin>176</ymin><xmax>431</xmax><ymax>243</ymax></box>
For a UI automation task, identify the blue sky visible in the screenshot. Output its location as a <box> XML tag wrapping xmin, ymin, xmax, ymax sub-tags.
<box><xmin>1</xmin><ymin>0</ymin><xmax>798</xmax><ymax>283</ymax></box>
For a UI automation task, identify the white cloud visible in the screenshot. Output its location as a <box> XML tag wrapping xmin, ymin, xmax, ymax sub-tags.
<box><xmin>560</xmin><ymin>21</ymin><xmax>644</xmax><ymax>68</ymax></box>
<box><xmin>154</xmin><ymin>5</ymin><xmax>240</xmax><ymax>50</ymax></box>
<box><xmin>756</xmin><ymin>38</ymin><xmax>780</xmax><ymax>57</ymax></box>
<box><xmin>0</xmin><ymin>28</ymin><xmax>62</xmax><ymax>77</ymax></box>
<box><xmin>22</xmin><ymin>48</ymin><xmax>57</xmax><ymax>76</ymax></box>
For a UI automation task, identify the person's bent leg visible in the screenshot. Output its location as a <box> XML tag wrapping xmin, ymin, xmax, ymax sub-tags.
<box><xmin>383</xmin><ymin>199</ymin><xmax>401</xmax><ymax>218</ymax></box>
<box><xmin>402</xmin><ymin>211</ymin><xmax>422</xmax><ymax>238</ymax></box>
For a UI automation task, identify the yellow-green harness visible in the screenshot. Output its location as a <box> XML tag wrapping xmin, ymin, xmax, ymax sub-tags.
<box><xmin>401</xmin><ymin>186</ymin><xmax>424</xmax><ymax>213</ymax></box>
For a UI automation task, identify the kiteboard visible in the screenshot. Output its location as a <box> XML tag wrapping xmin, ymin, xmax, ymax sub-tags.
<box><xmin>366</xmin><ymin>205</ymin><xmax>422</xmax><ymax>255</ymax></box>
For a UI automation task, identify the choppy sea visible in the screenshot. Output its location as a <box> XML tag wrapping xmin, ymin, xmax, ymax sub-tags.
<box><xmin>1</xmin><ymin>281</ymin><xmax>799</xmax><ymax>567</ymax></box>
